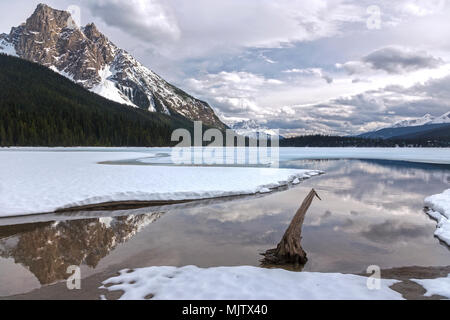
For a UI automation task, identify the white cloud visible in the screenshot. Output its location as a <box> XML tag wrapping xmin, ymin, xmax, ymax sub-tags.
<box><xmin>186</xmin><ymin>71</ymin><xmax>284</xmax><ymax>117</ymax></box>
<box><xmin>283</xmin><ymin>68</ymin><xmax>333</xmax><ymax>83</ymax></box>
<box><xmin>398</xmin><ymin>0</ymin><xmax>447</xmax><ymax>17</ymax></box>
<box><xmin>83</xmin><ymin>0</ymin><xmax>180</xmax><ymax>43</ymax></box>
<box><xmin>81</xmin><ymin>0</ymin><xmax>367</xmax><ymax>59</ymax></box>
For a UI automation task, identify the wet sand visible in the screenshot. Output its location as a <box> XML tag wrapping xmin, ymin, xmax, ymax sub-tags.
<box><xmin>379</xmin><ymin>266</ymin><xmax>450</xmax><ymax>300</ymax></box>
<box><xmin>4</xmin><ymin>265</ymin><xmax>450</xmax><ymax>300</ymax></box>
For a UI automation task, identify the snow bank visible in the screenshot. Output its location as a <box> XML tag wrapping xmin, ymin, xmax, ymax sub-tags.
<box><xmin>412</xmin><ymin>275</ymin><xmax>450</xmax><ymax>298</ymax></box>
<box><xmin>424</xmin><ymin>189</ymin><xmax>450</xmax><ymax>246</ymax></box>
<box><xmin>100</xmin><ymin>265</ymin><xmax>402</xmax><ymax>300</ymax></box>
<box><xmin>0</xmin><ymin>151</ymin><xmax>320</xmax><ymax>217</ymax></box>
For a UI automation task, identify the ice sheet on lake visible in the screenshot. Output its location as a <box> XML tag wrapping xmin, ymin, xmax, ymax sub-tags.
<box><xmin>425</xmin><ymin>189</ymin><xmax>450</xmax><ymax>246</ymax></box>
<box><xmin>2</xmin><ymin>147</ymin><xmax>449</xmax><ymax>164</ymax></box>
<box><xmin>279</xmin><ymin>148</ymin><xmax>450</xmax><ymax>165</ymax></box>
<box><xmin>411</xmin><ymin>275</ymin><xmax>450</xmax><ymax>298</ymax></box>
<box><xmin>100</xmin><ymin>265</ymin><xmax>402</xmax><ymax>300</ymax></box>
<box><xmin>136</xmin><ymin>147</ymin><xmax>450</xmax><ymax>165</ymax></box>
<box><xmin>0</xmin><ymin>151</ymin><xmax>320</xmax><ymax>217</ymax></box>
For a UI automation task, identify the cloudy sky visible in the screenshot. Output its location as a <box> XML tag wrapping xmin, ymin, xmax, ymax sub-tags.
<box><xmin>1</xmin><ymin>0</ymin><xmax>450</xmax><ymax>136</ymax></box>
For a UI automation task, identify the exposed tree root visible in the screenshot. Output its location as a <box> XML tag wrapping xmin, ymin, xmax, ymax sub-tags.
<box><xmin>261</xmin><ymin>189</ymin><xmax>321</xmax><ymax>266</ymax></box>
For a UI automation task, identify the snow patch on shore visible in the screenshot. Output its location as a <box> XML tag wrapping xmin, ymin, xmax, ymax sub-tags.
<box><xmin>412</xmin><ymin>275</ymin><xmax>450</xmax><ymax>298</ymax></box>
<box><xmin>424</xmin><ymin>189</ymin><xmax>450</xmax><ymax>246</ymax></box>
<box><xmin>100</xmin><ymin>265</ymin><xmax>402</xmax><ymax>300</ymax></box>
<box><xmin>0</xmin><ymin>151</ymin><xmax>320</xmax><ymax>217</ymax></box>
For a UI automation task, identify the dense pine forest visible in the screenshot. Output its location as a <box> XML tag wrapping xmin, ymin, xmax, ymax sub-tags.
<box><xmin>0</xmin><ymin>54</ymin><xmax>197</xmax><ymax>147</ymax></box>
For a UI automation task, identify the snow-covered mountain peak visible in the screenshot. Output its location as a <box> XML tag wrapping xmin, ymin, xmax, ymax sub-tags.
<box><xmin>0</xmin><ymin>4</ymin><xmax>226</xmax><ymax>129</ymax></box>
<box><xmin>391</xmin><ymin>112</ymin><xmax>450</xmax><ymax>128</ymax></box>
<box><xmin>392</xmin><ymin>114</ymin><xmax>432</xmax><ymax>128</ymax></box>
<box><xmin>432</xmin><ymin>111</ymin><xmax>450</xmax><ymax>124</ymax></box>
<box><xmin>230</xmin><ymin>120</ymin><xmax>282</xmax><ymax>139</ymax></box>
<box><xmin>231</xmin><ymin>119</ymin><xmax>260</xmax><ymax>130</ymax></box>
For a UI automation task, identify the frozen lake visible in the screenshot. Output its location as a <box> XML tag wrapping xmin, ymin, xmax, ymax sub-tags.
<box><xmin>0</xmin><ymin>148</ymin><xmax>450</xmax><ymax>298</ymax></box>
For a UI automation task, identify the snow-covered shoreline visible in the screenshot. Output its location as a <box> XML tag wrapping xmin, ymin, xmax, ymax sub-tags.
<box><xmin>100</xmin><ymin>265</ymin><xmax>402</xmax><ymax>300</ymax></box>
<box><xmin>424</xmin><ymin>189</ymin><xmax>450</xmax><ymax>246</ymax></box>
<box><xmin>411</xmin><ymin>275</ymin><xmax>450</xmax><ymax>298</ymax></box>
<box><xmin>0</xmin><ymin>150</ymin><xmax>321</xmax><ymax>217</ymax></box>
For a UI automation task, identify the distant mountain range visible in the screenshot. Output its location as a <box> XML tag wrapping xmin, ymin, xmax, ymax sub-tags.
<box><xmin>358</xmin><ymin>112</ymin><xmax>450</xmax><ymax>140</ymax></box>
<box><xmin>391</xmin><ymin>112</ymin><xmax>450</xmax><ymax>128</ymax></box>
<box><xmin>229</xmin><ymin>120</ymin><xmax>283</xmax><ymax>140</ymax></box>
<box><xmin>0</xmin><ymin>4</ymin><xmax>226</xmax><ymax>130</ymax></box>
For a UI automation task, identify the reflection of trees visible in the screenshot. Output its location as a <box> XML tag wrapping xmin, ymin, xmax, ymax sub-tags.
<box><xmin>0</xmin><ymin>213</ymin><xmax>163</xmax><ymax>285</ymax></box>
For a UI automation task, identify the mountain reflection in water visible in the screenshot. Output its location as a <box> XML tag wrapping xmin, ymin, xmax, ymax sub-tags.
<box><xmin>0</xmin><ymin>213</ymin><xmax>163</xmax><ymax>285</ymax></box>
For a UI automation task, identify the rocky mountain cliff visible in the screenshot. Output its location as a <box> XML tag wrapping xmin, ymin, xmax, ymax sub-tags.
<box><xmin>0</xmin><ymin>4</ymin><xmax>225</xmax><ymax>129</ymax></box>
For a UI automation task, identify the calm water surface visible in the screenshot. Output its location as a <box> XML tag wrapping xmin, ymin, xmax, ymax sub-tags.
<box><xmin>1</xmin><ymin>159</ymin><xmax>450</xmax><ymax>297</ymax></box>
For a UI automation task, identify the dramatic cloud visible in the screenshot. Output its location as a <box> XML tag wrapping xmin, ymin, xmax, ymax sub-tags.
<box><xmin>274</xmin><ymin>74</ymin><xmax>450</xmax><ymax>135</ymax></box>
<box><xmin>338</xmin><ymin>46</ymin><xmax>444</xmax><ymax>75</ymax></box>
<box><xmin>83</xmin><ymin>0</ymin><xmax>180</xmax><ymax>43</ymax></box>
<box><xmin>186</xmin><ymin>71</ymin><xmax>284</xmax><ymax>117</ymax></box>
<box><xmin>283</xmin><ymin>68</ymin><xmax>333</xmax><ymax>84</ymax></box>
<box><xmin>363</xmin><ymin>47</ymin><xmax>444</xmax><ymax>73</ymax></box>
<box><xmin>82</xmin><ymin>0</ymin><xmax>366</xmax><ymax>58</ymax></box>
<box><xmin>185</xmin><ymin>58</ymin><xmax>450</xmax><ymax>135</ymax></box>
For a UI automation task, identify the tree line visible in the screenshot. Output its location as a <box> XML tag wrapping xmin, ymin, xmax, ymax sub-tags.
<box><xmin>0</xmin><ymin>54</ymin><xmax>194</xmax><ymax>147</ymax></box>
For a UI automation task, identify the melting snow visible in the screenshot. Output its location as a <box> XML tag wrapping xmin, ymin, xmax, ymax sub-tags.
<box><xmin>411</xmin><ymin>275</ymin><xmax>450</xmax><ymax>298</ymax></box>
<box><xmin>100</xmin><ymin>265</ymin><xmax>402</xmax><ymax>300</ymax></box>
<box><xmin>425</xmin><ymin>189</ymin><xmax>450</xmax><ymax>246</ymax></box>
<box><xmin>0</xmin><ymin>150</ymin><xmax>320</xmax><ymax>217</ymax></box>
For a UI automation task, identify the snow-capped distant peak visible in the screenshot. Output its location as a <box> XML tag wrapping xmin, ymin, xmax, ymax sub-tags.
<box><xmin>391</xmin><ymin>112</ymin><xmax>450</xmax><ymax>128</ymax></box>
<box><xmin>431</xmin><ymin>111</ymin><xmax>450</xmax><ymax>124</ymax></box>
<box><xmin>230</xmin><ymin>119</ymin><xmax>260</xmax><ymax>130</ymax></box>
<box><xmin>230</xmin><ymin>120</ymin><xmax>282</xmax><ymax>139</ymax></box>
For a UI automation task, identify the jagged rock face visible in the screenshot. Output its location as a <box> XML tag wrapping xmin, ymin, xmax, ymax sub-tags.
<box><xmin>4</xmin><ymin>4</ymin><xmax>111</xmax><ymax>88</ymax></box>
<box><xmin>0</xmin><ymin>4</ymin><xmax>226</xmax><ymax>129</ymax></box>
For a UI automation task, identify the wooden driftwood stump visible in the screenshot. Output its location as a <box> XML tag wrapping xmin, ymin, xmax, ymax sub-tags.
<box><xmin>261</xmin><ymin>189</ymin><xmax>321</xmax><ymax>265</ymax></box>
